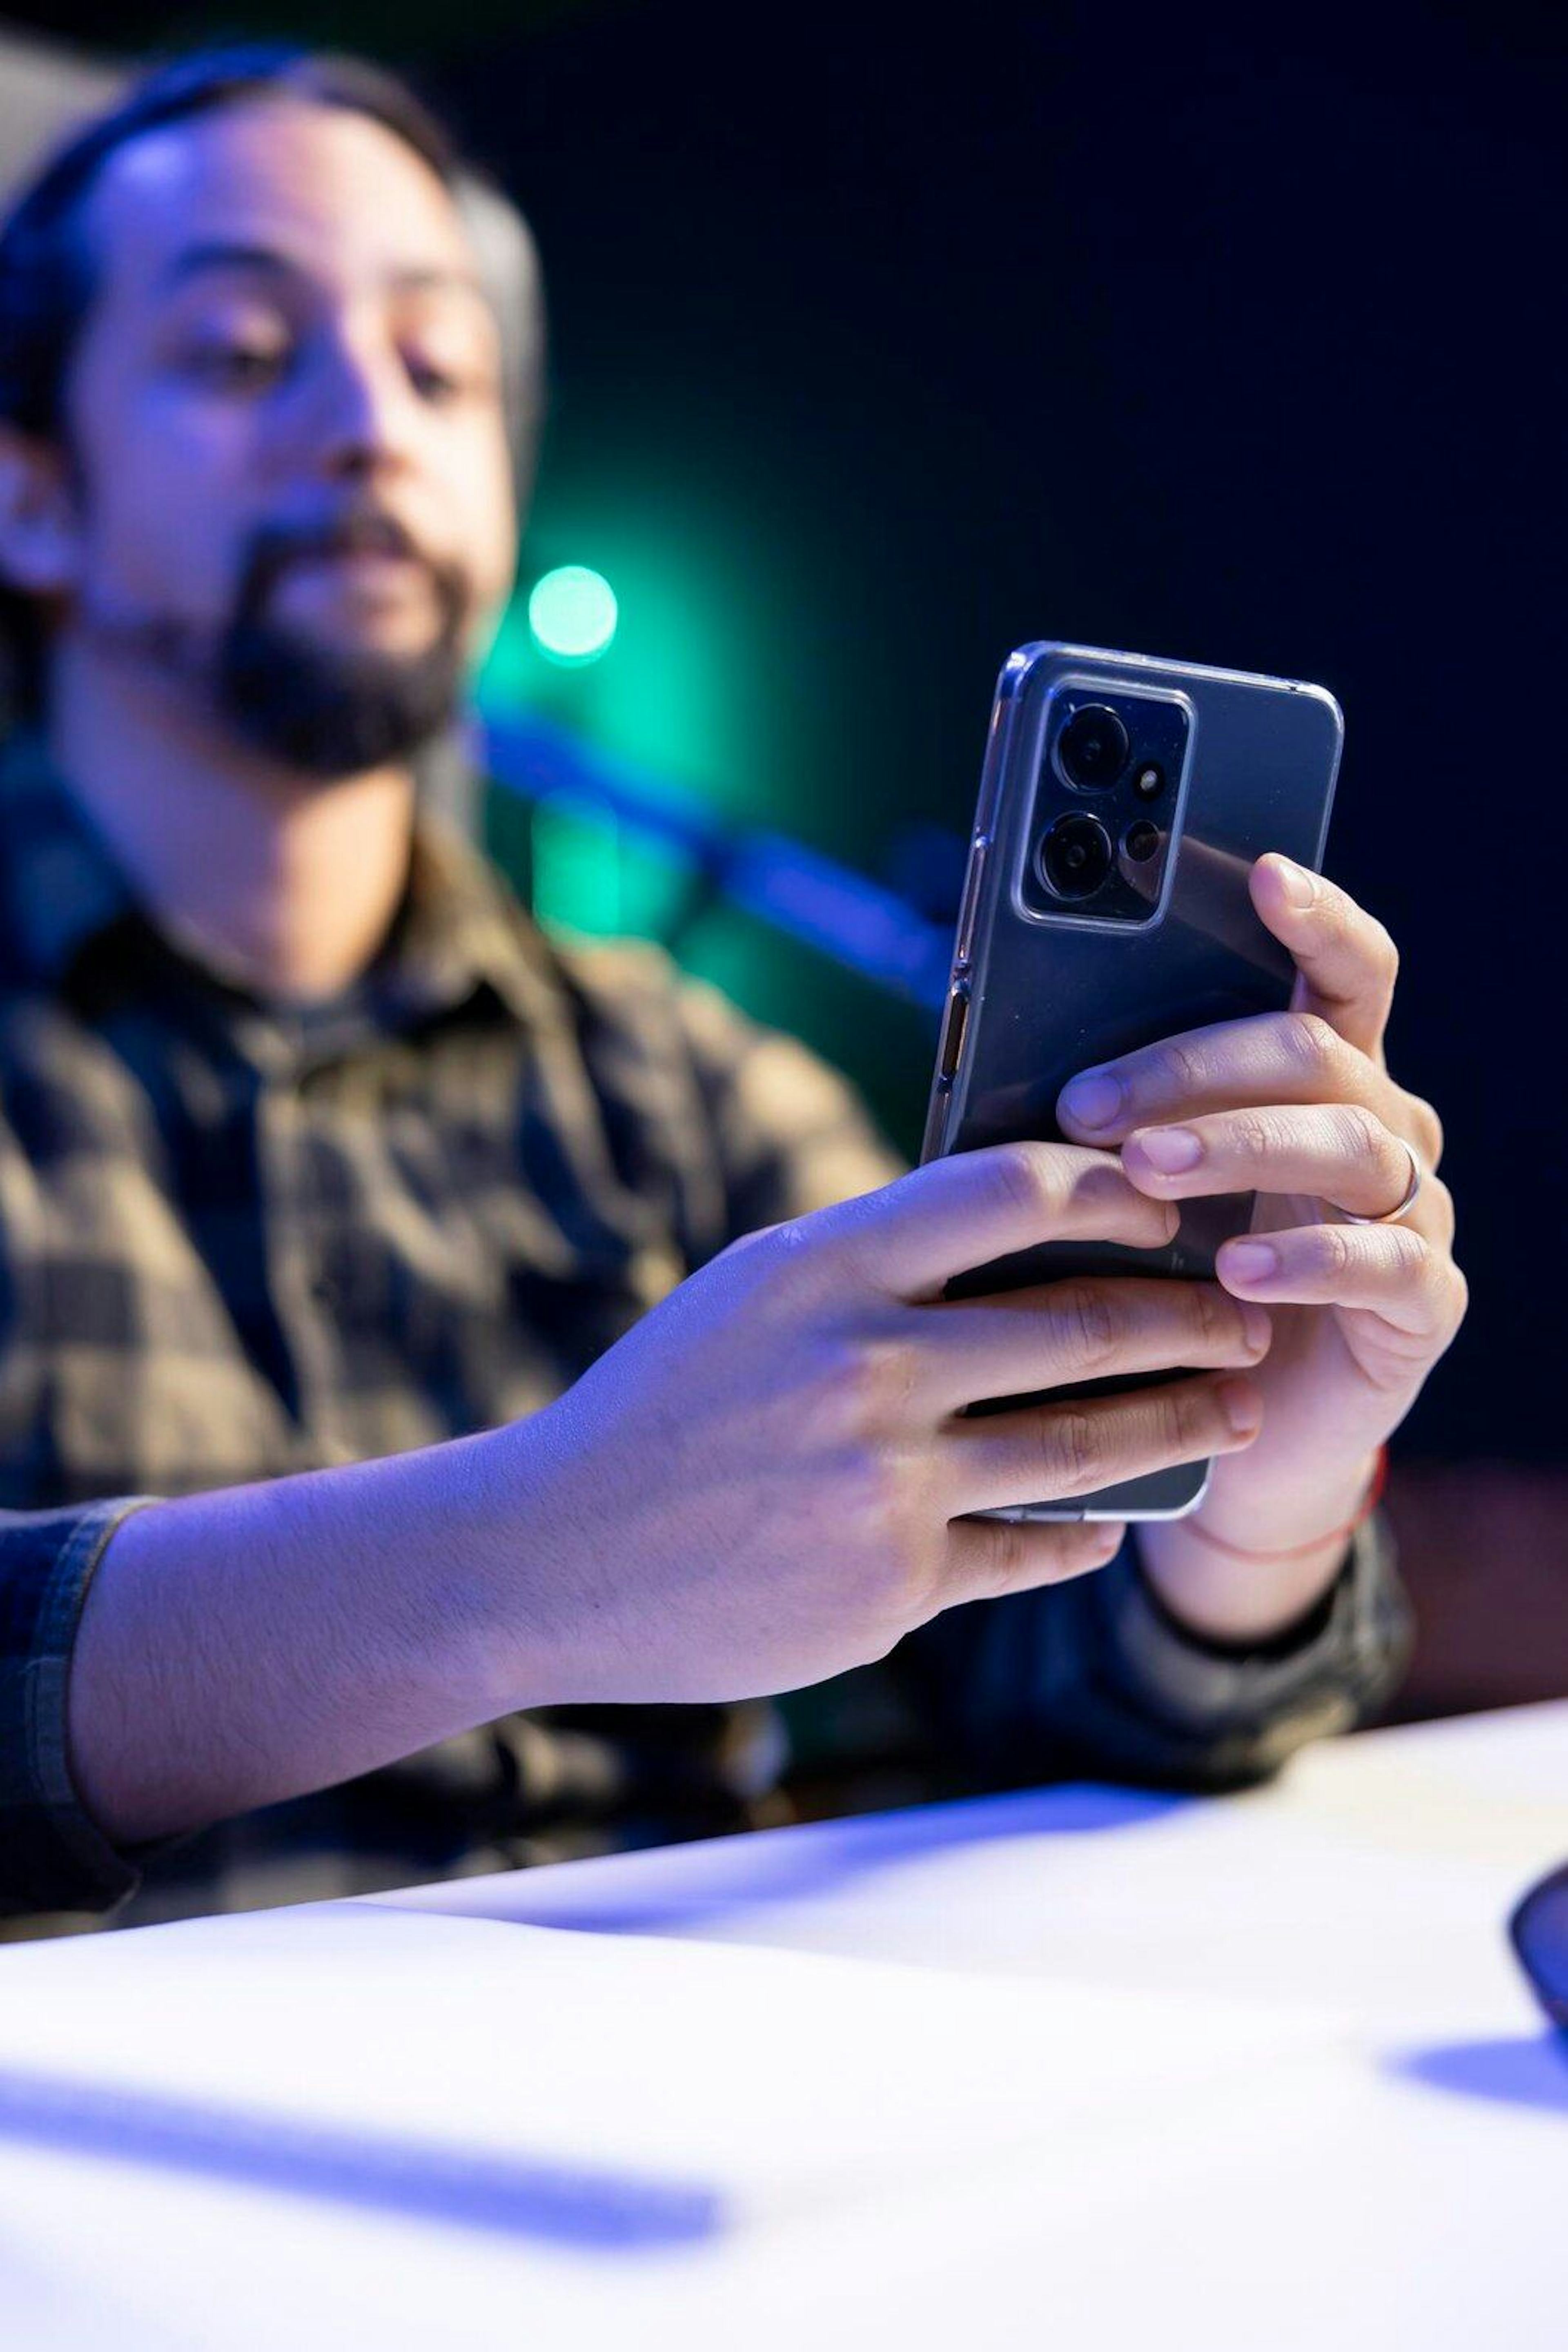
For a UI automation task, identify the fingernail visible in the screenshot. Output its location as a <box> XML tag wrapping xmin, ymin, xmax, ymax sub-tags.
<box><xmin>1272</xmin><ymin>856</ymin><xmax>1317</xmax><ymax>910</ymax></box>
<box><xmin>1134</xmin><ymin>1126</ymin><xmax>1202</xmax><ymax>1174</ymax></box>
<box><xmin>1225</xmin><ymin>1241</ymin><xmax>1279</xmax><ymax>1285</ymax></box>
<box><xmin>1238</xmin><ymin>1302</ymin><xmax>1273</xmax><ymax>1354</ymax></box>
<box><xmin>1060</xmin><ymin>1071</ymin><xmax>1123</xmax><ymax>1130</ymax></box>
<box><xmin>1218</xmin><ymin>1379</ymin><xmax>1262</xmax><ymax>1438</ymax></box>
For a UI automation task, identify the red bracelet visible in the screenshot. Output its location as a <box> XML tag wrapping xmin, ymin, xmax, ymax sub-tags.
<box><xmin>1175</xmin><ymin>1445</ymin><xmax>1389</xmax><ymax>1565</ymax></box>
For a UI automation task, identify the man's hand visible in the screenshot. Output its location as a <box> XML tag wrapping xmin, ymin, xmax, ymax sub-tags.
<box><xmin>1056</xmin><ymin>853</ymin><xmax>1466</xmax><ymax>1644</ymax></box>
<box><xmin>73</xmin><ymin>1139</ymin><xmax>1268</xmax><ymax>1844</ymax></box>
<box><xmin>513</xmin><ymin>1140</ymin><xmax>1270</xmax><ymax>1704</ymax></box>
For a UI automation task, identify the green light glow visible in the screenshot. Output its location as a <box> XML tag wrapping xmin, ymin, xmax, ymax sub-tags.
<box><xmin>527</xmin><ymin>564</ymin><xmax>619</xmax><ymax>664</ymax></box>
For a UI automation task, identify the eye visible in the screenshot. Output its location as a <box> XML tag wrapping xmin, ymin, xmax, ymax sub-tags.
<box><xmin>406</xmin><ymin>355</ymin><xmax>461</xmax><ymax>404</ymax></box>
<box><xmin>400</xmin><ymin>320</ymin><xmax>499</xmax><ymax>408</ymax></box>
<box><xmin>181</xmin><ymin>336</ymin><xmax>292</xmax><ymax>394</ymax></box>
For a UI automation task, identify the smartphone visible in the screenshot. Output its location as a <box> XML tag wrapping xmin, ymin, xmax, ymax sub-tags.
<box><xmin>921</xmin><ymin>641</ymin><xmax>1343</xmax><ymax>1521</ymax></box>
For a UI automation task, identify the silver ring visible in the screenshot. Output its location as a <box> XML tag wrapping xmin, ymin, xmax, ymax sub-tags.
<box><xmin>1340</xmin><ymin>1135</ymin><xmax>1423</xmax><ymax>1225</ymax></box>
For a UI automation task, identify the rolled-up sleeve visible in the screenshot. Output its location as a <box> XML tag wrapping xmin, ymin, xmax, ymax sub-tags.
<box><xmin>899</xmin><ymin>1510</ymin><xmax>1412</xmax><ymax>1793</ymax></box>
<box><xmin>0</xmin><ymin>1498</ymin><xmax>151</xmax><ymax>1916</ymax></box>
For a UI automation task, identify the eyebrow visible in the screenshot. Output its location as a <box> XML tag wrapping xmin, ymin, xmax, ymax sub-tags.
<box><xmin>156</xmin><ymin>241</ymin><xmax>490</xmax><ymax>301</ymax></box>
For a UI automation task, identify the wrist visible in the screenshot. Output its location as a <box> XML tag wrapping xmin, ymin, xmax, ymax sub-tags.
<box><xmin>427</xmin><ymin>1410</ymin><xmax>584</xmax><ymax>1721</ymax></box>
<box><xmin>1134</xmin><ymin>1447</ymin><xmax>1382</xmax><ymax>1647</ymax></box>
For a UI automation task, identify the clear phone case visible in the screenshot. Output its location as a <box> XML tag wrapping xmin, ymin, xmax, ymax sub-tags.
<box><xmin>922</xmin><ymin>641</ymin><xmax>1343</xmax><ymax>1520</ymax></box>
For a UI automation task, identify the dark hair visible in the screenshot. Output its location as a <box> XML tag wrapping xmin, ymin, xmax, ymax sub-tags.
<box><xmin>0</xmin><ymin>44</ymin><xmax>543</xmax><ymax>714</ymax></box>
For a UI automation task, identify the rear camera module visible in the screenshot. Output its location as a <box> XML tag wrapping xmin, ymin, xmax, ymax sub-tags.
<box><xmin>1057</xmin><ymin>704</ymin><xmax>1130</xmax><ymax>790</ymax></box>
<box><xmin>1039</xmin><ymin>811</ymin><xmax>1114</xmax><ymax>900</ymax></box>
<box><xmin>1023</xmin><ymin>686</ymin><xmax>1186</xmax><ymax>929</ymax></box>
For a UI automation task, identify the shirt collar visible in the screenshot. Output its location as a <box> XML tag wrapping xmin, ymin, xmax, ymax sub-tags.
<box><xmin>374</xmin><ymin>815</ymin><xmax>565</xmax><ymax>1037</ymax></box>
<box><xmin>0</xmin><ymin>731</ymin><xmax>562</xmax><ymax>1037</ymax></box>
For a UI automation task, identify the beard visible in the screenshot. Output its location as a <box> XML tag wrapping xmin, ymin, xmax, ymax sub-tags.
<box><xmin>76</xmin><ymin>505</ymin><xmax>474</xmax><ymax>779</ymax></box>
<box><xmin>215</xmin><ymin>508</ymin><xmax>470</xmax><ymax>777</ymax></box>
<box><xmin>217</xmin><ymin>602</ymin><xmax>466</xmax><ymax>778</ymax></box>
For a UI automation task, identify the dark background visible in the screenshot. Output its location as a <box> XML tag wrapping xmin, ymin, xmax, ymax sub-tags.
<box><xmin>3</xmin><ymin>2</ymin><xmax>1563</xmax><ymax>1520</ymax></box>
<box><xmin>464</xmin><ymin>0</ymin><xmax>1563</xmax><ymax>1475</ymax></box>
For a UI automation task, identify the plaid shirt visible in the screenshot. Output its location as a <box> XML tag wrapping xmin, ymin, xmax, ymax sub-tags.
<box><xmin>0</xmin><ymin>737</ymin><xmax>1410</xmax><ymax>1931</ymax></box>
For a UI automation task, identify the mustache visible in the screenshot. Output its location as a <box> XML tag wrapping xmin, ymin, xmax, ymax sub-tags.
<box><xmin>239</xmin><ymin>508</ymin><xmax>441</xmax><ymax>606</ymax></box>
<box><xmin>73</xmin><ymin>504</ymin><xmax>470</xmax><ymax>744</ymax></box>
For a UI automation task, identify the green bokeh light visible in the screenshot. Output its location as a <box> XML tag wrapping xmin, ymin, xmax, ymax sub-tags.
<box><xmin>527</xmin><ymin>564</ymin><xmax>619</xmax><ymax>664</ymax></box>
<box><xmin>481</xmin><ymin>523</ymin><xmax>748</xmax><ymax>824</ymax></box>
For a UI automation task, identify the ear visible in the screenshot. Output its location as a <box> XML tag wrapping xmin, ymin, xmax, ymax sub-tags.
<box><xmin>0</xmin><ymin>424</ymin><xmax>82</xmax><ymax>599</ymax></box>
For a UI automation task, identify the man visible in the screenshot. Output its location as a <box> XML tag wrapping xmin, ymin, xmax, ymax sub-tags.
<box><xmin>0</xmin><ymin>48</ymin><xmax>1462</xmax><ymax>1931</ymax></box>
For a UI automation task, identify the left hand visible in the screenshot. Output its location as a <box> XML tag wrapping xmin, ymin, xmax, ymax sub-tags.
<box><xmin>1056</xmin><ymin>852</ymin><xmax>1467</xmax><ymax>1642</ymax></box>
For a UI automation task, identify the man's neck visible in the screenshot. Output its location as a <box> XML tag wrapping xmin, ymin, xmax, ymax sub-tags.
<box><xmin>47</xmin><ymin>644</ymin><xmax>418</xmax><ymax>1005</ymax></box>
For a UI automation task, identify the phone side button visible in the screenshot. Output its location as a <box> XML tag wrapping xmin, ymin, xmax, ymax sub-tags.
<box><xmin>954</xmin><ymin>835</ymin><xmax>989</xmax><ymax>970</ymax></box>
<box><xmin>938</xmin><ymin>981</ymin><xmax>971</xmax><ymax>1082</ymax></box>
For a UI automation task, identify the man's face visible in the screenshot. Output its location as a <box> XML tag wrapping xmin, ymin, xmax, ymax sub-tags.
<box><xmin>59</xmin><ymin>95</ymin><xmax>519</xmax><ymax>771</ymax></box>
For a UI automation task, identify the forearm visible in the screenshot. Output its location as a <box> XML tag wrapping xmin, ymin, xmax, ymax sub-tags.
<box><xmin>67</xmin><ymin>1423</ymin><xmax>552</xmax><ymax>1848</ymax></box>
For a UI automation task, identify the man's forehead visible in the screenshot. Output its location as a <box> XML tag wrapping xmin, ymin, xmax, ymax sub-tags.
<box><xmin>83</xmin><ymin>95</ymin><xmax>479</xmax><ymax>296</ymax></box>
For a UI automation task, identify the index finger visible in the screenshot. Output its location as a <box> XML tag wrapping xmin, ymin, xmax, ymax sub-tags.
<box><xmin>1250</xmin><ymin>854</ymin><xmax>1399</xmax><ymax>1065</ymax></box>
<box><xmin>806</xmin><ymin>1143</ymin><xmax>1178</xmax><ymax>1302</ymax></box>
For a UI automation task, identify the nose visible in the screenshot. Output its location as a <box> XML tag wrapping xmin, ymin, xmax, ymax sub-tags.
<box><xmin>293</xmin><ymin>323</ymin><xmax>419</xmax><ymax>484</ymax></box>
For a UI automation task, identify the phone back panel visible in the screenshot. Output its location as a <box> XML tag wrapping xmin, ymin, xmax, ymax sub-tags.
<box><xmin>923</xmin><ymin>642</ymin><xmax>1343</xmax><ymax>1517</ymax></box>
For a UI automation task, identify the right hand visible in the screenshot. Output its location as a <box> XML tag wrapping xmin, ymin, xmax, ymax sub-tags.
<box><xmin>504</xmin><ymin>1142</ymin><xmax>1272</xmax><ymax>1704</ymax></box>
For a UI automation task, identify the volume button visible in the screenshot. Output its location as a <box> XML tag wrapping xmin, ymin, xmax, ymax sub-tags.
<box><xmin>938</xmin><ymin>982</ymin><xmax>970</xmax><ymax>1082</ymax></box>
<box><xmin>954</xmin><ymin>834</ymin><xmax>989</xmax><ymax>970</ymax></box>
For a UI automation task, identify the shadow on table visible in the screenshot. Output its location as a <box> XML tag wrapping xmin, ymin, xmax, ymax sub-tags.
<box><xmin>377</xmin><ymin>1781</ymin><xmax>1181</xmax><ymax>1939</ymax></box>
<box><xmin>1386</xmin><ymin>2033</ymin><xmax>1568</xmax><ymax>2116</ymax></box>
<box><xmin>0</xmin><ymin>2065</ymin><xmax>722</xmax><ymax>2249</ymax></box>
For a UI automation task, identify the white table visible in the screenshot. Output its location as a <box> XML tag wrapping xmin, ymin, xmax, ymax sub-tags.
<box><xmin>0</xmin><ymin>1702</ymin><xmax>1564</xmax><ymax>2350</ymax></box>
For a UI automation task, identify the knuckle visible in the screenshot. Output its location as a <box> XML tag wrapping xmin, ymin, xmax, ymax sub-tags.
<box><xmin>839</xmin><ymin>1332</ymin><xmax>920</xmax><ymax>1437</ymax></box>
<box><xmin>1338</xmin><ymin>1101</ymin><xmax>1391</xmax><ymax>1166</ymax></box>
<box><xmin>1187</xmin><ymin>1281</ymin><xmax>1233</xmax><ymax>1352</ymax></box>
<box><xmin>799</xmin><ymin>1337</ymin><xmax>862</xmax><ymax>1442</ymax></box>
<box><xmin>1161</xmin><ymin>1035</ymin><xmax>1212</xmax><ymax>1098</ymax></box>
<box><xmin>1158</xmin><ymin>1381</ymin><xmax>1213</xmax><ymax>1456</ymax></box>
<box><xmin>840</xmin><ymin>1448</ymin><xmax>924</xmax><ymax>1583</ymax></box>
<box><xmin>1043</xmin><ymin>1407</ymin><xmax>1106</xmax><ymax>1494</ymax></box>
<box><xmin>1314</xmin><ymin>1220</ymin><xmax>1358</xmax><ymax>1282</ymax></box>
<box><xmin>970</xmin><ymin>1516</ymin><xmax>1032</xmax><ymax>1601</ymax></box>
<box><xmin>710</xmin><ymin>1225</ymin><xmax>775</xmax><ymax>1279</ymax></box>
<box><xmin>991</xmin><ymin>1141</ymin><xmax>1065</xmax><ymax>1228</ymax></box>
<box><xmin>1368</xmin><ymin>918</ymin><xmax>1400</xmax><ymax>989</ymax></box>
<box><xmin>1055</xmin><ymin>1281</ymin><xmax>1120</xmax><ymax>1368</ymax></box>
<box><xmin>732</xmin><ymin>1215</ymin><xmax>815</xmax><ymax>1298</ymax></box>
<box><xmin>968</xmin><ymin>1517</ymin><xmax>1110</xmax><ymax>1603</ymax></box>
<box><xmin>1393</xmin><ymin>1232</ymin><xmax>1456</xmax><ymax>1347</ymax></box>
<box><xmin>1285</xmin><ymin>1010</ymin><xmax>1341</xmax><ymax>1077</ymax></box>
<box><xmin>1394</xmin><ymin>1220</ymin><xmax>1432</xmax><ymax>1274</ymax></box>
<box><xmin>1383</xmin><ymin>1223</ymin><xmax>1431</xmax><ymax>1290</ymax></box>
<box><xmin>1228</xmin><ymin>1108</ymin><xmax>1277</xmax><ymax>1167</ymax></box>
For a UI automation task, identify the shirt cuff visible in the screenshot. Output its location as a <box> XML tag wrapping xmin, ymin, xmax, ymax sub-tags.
<box><xmin>1</xmin><ymin>1496</ymin><xmax>154</xmax><ymax>1917</ymax></box>
<box><xmin>1083</xmin><ymin>1506</ymin><xmax>1414</xmax><ymax>1786</ymax></box>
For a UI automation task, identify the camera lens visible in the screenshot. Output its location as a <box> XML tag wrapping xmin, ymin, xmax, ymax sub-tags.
<box><xmin>1039</xmin><ymin>812</ymin><xmax>1114</xmax><ymax>900</ymax></box>
<box><xmin>1058</xmin><ymin>704</ymin><xmax>1130</xmax><ymax>789</ymax></box>
<box><xmin>1123</xmin><ymin>820</ymin><xmax>1161</xmax><ymax>863</ymax></box>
